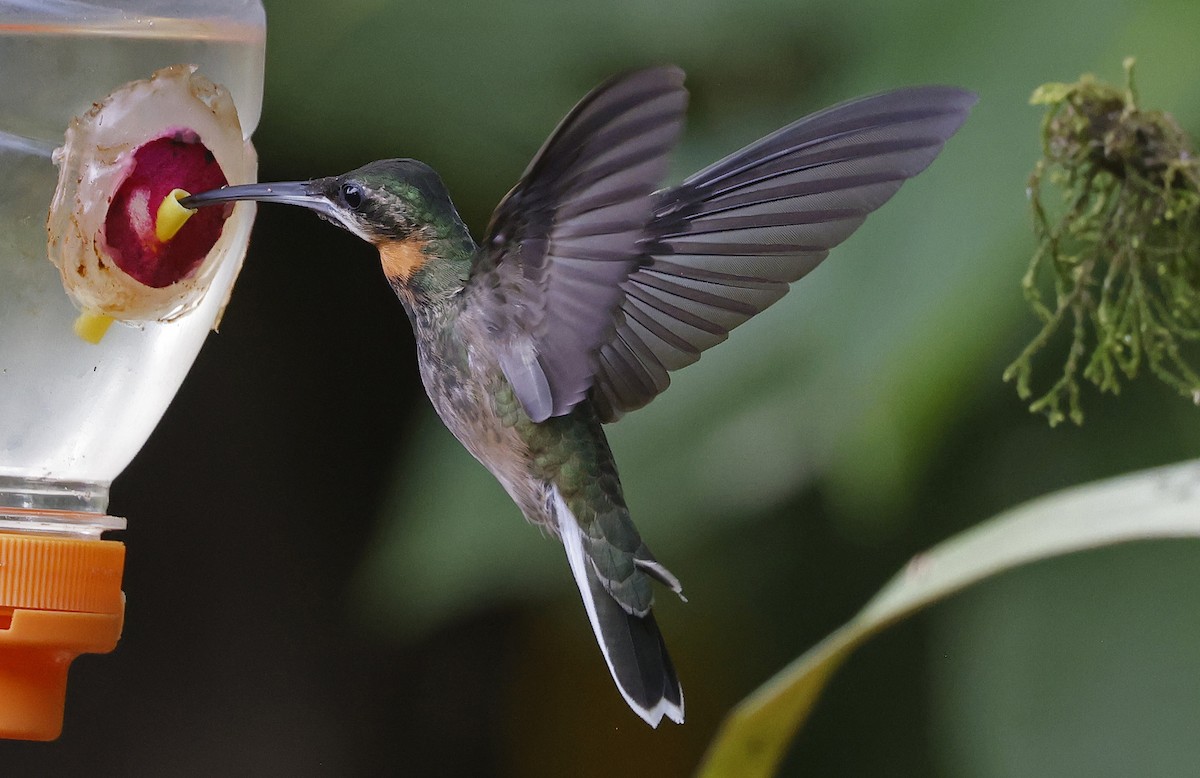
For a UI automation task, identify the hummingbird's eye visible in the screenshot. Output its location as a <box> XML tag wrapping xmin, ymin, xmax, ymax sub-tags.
<box><xmin>340</xmin><ymin>182</ymin><xmax>364</xmax><ymax>209</ymax></box>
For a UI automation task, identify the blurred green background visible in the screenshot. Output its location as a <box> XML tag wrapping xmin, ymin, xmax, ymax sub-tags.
<box><xmin>6</xmin><ymin>0</ymin><xmax>1200</xmax><ymax>774</ymax></box>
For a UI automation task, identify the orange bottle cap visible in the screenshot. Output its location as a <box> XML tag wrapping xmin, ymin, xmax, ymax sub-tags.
<box><xmin>0</xmin><ymin>534</ymin><xmax>125</xmax><ymax>740</ymax></box>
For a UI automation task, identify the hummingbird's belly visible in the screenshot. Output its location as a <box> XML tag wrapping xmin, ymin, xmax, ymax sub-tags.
<box><xmin>414</xmin><ymin>332</ymin><xmax>552</xmax><ymax>527</ymax></box>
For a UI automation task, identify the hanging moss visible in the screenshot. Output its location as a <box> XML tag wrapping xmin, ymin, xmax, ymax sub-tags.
<box><xmin>1005</xmin><ymin>58</ymin><xmax>1200</xmax><ymax>426</ymax></box>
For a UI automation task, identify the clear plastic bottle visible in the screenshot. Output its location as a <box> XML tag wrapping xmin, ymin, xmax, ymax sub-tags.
<box><xmin>0</xmin><ymin>1</ymin><xmax>264</xmax><ymax>523</ymax></box>
<box><xmin>0</xmin><ymin>0</ymin><xmax>265</xmax><ymax>740</ymax></box>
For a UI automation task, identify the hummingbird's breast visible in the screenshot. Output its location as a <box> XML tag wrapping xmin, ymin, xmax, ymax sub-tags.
<box><xmin>409</xmin><ymin>300</ymin><xmax>554</xmax><ymax>527</ymax></box>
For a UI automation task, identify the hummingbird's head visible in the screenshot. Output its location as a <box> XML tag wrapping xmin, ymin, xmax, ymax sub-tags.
<box><xmin>182</xmin><ymin>158</ymin><xmax>472</xmax><ymax>285</ymax></box>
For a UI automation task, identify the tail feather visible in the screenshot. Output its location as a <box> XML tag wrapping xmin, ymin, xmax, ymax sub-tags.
<box><xmin>555</xmin><ymin>488</ymin><xmax>684</xmax><ymax>727</ymax></box>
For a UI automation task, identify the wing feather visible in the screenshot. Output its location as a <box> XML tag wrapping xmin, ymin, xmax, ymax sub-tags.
<box><xmin>466</xmin><ymin>70</ymin><xmax>974</xmax><ymax>423</ymax></box>
<box><xmin>467</xmin><ymin>67</ymin><xmax>688</xmax><ymax>422</ymax></box>
<box><xmin>592</xmin><ymin>86</ymin><xmax>977</xmax><ymax>420</ymax></box>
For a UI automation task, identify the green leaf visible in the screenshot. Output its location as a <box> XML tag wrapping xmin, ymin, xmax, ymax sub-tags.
<box><xmin>1029</xmin><ymin>81</ymin><xmax>1075</xmax><ymax>105</ymax></box>
<box><xmin>696</xmin><ymin>458</ymin><xmax>1200</xmax><ymax>778</ymax></box>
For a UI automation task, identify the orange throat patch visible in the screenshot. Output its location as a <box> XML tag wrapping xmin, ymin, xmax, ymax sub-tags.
<box><xmin>378</xmin><ymin>237</ymin><xmax>430</xmax><ymax>284</ymax></box>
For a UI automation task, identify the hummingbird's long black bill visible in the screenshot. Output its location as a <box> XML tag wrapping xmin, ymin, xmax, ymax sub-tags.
<box><xmin>180</xmin><ymin>181</ymin><xmax>327</xmax><ymax>211</ymax></box>
<box><xmin>180</xmin><ymin>180</ymin><xmax>352</xmax><ymax>231</ymax></box>
<box><xmin>181</xmin><ymin>179</ymin><xmax>372</xmax><ymax>239</ymax></box>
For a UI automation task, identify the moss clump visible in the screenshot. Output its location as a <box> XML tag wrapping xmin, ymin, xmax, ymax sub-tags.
<box><xmin>1005</xmin><ymin>58</ymin><xmax>1200</xmax><ymax>425</ymax></box>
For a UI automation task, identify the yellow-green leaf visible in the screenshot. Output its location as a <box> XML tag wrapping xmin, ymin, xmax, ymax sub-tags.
<box><xmin>697</xmin><ymin>458</ymin><xmax>1200</xmax><ymax>777</ymax></box>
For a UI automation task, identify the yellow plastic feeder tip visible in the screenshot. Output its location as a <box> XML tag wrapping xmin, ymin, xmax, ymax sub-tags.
<box><xmin>155</xmin><ymin>188</ymin><xmax>196</xmax><ymax>243</ymax></box>
<box><xmin>73</xmin><ymin>310</ymin><xmax>115</xmax><ymax>344</ymax></box>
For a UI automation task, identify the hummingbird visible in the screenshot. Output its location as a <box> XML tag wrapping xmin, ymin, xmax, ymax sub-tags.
<box><xmin>182</xmin><ymin>67</ymin><xmax>974</xmax><ymax>727</ymax></box>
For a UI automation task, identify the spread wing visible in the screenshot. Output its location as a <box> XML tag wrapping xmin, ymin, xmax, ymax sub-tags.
<box><xmin>589</xmin><ymin>85</ymin><xmax>977</xmax><ymax>421</ymax></box>
<box><xmin>467</xmin><ymin>66</ymin><xmax>688</xmax><ymax>422</ymax></box>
